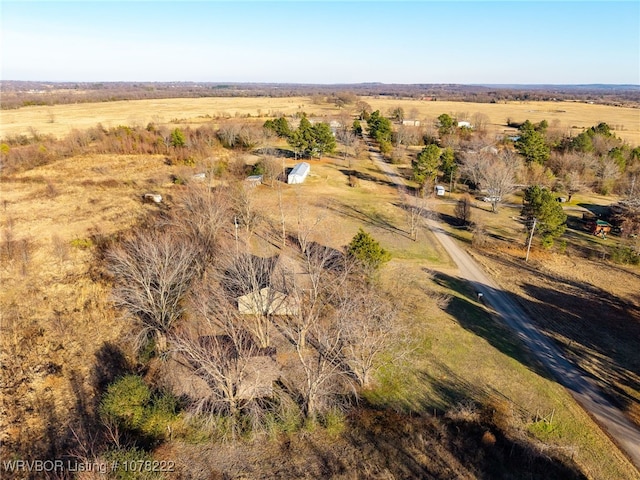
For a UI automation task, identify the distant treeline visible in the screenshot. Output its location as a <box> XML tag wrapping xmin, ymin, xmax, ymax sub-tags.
<box><xmin>1</xmin><ymin>81</ymin><xmax>639</xmax><ymax>110</ymax></box>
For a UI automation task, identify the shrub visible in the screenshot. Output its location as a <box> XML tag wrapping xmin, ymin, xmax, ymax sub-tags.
<box><xmin>99</xmin><ymin>375</ymin><xmax>181</xmax><ymax>444</ymax></box>
<box><xmin>100</xmin><ymin>375</ymin><xmax>151</xmax><ymax>431</ymax></box>
<box><xmin>610</xmin><ymin>245</ymin><xmax>640</xmax><ymax>265</ymax></box>
<box><xmin>347</xmin><ymin>228</ymin><xmax>391</xmax><ymax>272</ymax></box>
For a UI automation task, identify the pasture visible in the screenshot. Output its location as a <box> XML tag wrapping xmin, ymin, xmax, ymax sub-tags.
<box><xmin>1</xmin><ymin>96</ymin><xmax>639</xmax><ymax>145</ymax></box>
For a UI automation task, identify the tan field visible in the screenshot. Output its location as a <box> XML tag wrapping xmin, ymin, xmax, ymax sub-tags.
<box><xmin>1</xmin><ymin>96</ymin><xmax>639</xmax><ymax>145</ymax></box>
<box><xmin>1</xmin><ymin>144</ymin><xmax>639</xmax><ymax>477</ymax></box>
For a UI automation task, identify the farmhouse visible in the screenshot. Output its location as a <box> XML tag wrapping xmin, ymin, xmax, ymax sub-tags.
<box><xmin>288</xmin><ymin>162</ymin><xmax>310</xmax><ymax>184</ymax></box>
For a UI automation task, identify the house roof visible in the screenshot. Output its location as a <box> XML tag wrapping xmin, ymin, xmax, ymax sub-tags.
<box><xmin>237</xmin><ymin>287</ymin><xmax>300</xmax><ymax>316</ymax></box>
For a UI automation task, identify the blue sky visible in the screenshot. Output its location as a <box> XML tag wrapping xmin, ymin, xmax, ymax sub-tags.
<box><xmin>1</xmin><ymin>1</ymin><xmax>638</xmax><ymax>84</ymax></box>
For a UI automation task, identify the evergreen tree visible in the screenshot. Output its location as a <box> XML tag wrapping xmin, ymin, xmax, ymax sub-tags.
<box><xmin>367</xmin><ymin>110</ymin><xmax>393</xmax><ymax>143</ymax></box>
<box><xmin>522</xmin><ymin>185</ymin><xmax>567</xmax><ymax>248</ymax></box>
<box><xmin>311</xmin><ymin>122</ymin><xmax>336</xmax><ymax>157</ymax></box>
<box><xmin>515</xmin><ymin>121</ymin><xmax>550</xmax><ymax>164</ymax></box>
<box><xmin>352</xmin><ymin>119</ymin><xmax>363</xmax><ymax>136</ymax></box>
<box><xmin>412</xmin><ymin>144</ymin><xmax>441</xmax><ymax>184</ymax></box>
<box><xmin>264</xmin><ymin>116</ymin><xmax>291</xmax><ymax>138</ymax></box>
<box><xmin>440</xmin><ymin>147</ymin><xmax>457</xmax><ymax>183</ymax></box>
<box><xmin>436</xmin><ymin>113</ymin><xmax>456</xmax><ymax>137</ymax></box>
<box><xmin>170</xmin><ymin>128</ymin><xmax>186</xmax><ymax>148</ymax></box>
<box><xmin>347</xmin><ymin>228</ymin><xmax>391</xmax><ymax>272</ymax></box>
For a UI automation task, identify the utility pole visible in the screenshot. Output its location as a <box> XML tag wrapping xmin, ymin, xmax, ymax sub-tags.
<box><xmin>525</xmin><ymin>217</ymin><xmax>537</xmax><ymax>262</ymax></box>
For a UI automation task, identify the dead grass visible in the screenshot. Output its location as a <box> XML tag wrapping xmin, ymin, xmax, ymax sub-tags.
<box><xmin>1</xmin><ymin>146</ymin><xmax>638</xmax><ymax>478</ymax></box>
<box><xmin>1</xmin><ymin>97</ymin><xmax>638</xmax><ymax>144</ymax></box>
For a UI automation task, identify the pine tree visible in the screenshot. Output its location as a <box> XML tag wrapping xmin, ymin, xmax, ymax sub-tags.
<box><xmin>347</xmin><ymin>228</ymin><xmax>391</xmax><ymax>271</ymax></box>
<box><xmin>522</xmin><ymin>185</ymin><xmax>567</xmax><ymax>247</ymax></box>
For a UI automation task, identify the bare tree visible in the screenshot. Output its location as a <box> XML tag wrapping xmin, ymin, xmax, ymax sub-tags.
<box><xmin>471</xmin><ymin>112</ymin><xmax>490</xmax><ymax>133</ymax></box>
<box><xmin>336</xmin><ymin>129</ymin><xmax>356</xmax><ymax>166</ymax></box>
<box><xmin>461</xmin><ymin>148</ymin><xmax>521</xmax><ymax>212</ymax></box>
<box><xmin>596</xmin><ymin>157</ymin><xmax>622</xmax><ymax>195</ymax></box>
<box><xmin>217</xmin><ymin>252</ymin><xmax>285</xmax><ymax>349</ymax></box>
<box><xmin>294</xmin><ymin>190</ymin><xmax>327</xmax><ymax>253</ymax></box>
<box><xmin>294</xmin><ymin>318</ymin><xmax>346</xmax><ymax>419</ymax></box>
<box><xmin>106</xmin><ymin>230</ymin><xmax>202</xmax><ymax>352</ymax></box>
<box><xmin>171</xmin><ymin>318</ymin><xmax>265</xmax><ymax>435</ymax></box>
<box><xmin>232</xmin><ymin>182</ymin><xmax>262</xmax><ymax>239</ymax></box>
<box><xmin>170</xmin><ymin>184</ymin><xmax>231</xmax><ymax>261</ymax></box>
<box><xmin>217</xmin><ymin>122</ymin><xmax>241</xmax><ymax>148</ymax></box>
<box><xmin>334</xmin><ymin>287</ymin><xmax>398</xmax><ymax>388</ymax></box>
<box><xmin>402</xmin><ymin>191</ymin><xmax>427</xmax><ymax>241</ymax></box>
<box><xmin>261</xmin><ymin>155</ymin><xmax>282</xmax><ymax>187</ymax></box>
<box><xmin>454</xmin><ymin>194</ymin><xmax>473</xmax><ymax>226</ymax></box>
<box><xmin>278</xmin><ymin>242</ymin><xmax>348</xmax><ymax>351</ymax></box>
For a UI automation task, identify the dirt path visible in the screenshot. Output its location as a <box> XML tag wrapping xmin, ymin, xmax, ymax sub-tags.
<box><xmin>363</xmin><ymin>135</ymin><xmax>640</xmax><ymax>471</ymax></box>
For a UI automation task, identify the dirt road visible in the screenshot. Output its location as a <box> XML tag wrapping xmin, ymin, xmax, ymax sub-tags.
<box><xmin>365</xmin><ymin>137</ymin><xmax>640</xmax><ymax>470</ymax></box>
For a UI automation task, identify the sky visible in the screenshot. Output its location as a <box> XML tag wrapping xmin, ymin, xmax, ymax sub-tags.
<box><xmin>1</xmin><ymin>1</ymin><xmax>639</xmax><ymax>84</ymax></box>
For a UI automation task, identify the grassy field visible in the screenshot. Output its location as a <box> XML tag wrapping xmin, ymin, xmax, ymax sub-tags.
<box><xmin>1</xmin><ymin>96</ymin><xmax>639</xmax><ymax>145</ymax></box>
<box><xmin>1</xmin><ymin>134</ymin><xmax>639</xmax><ymax>476</ymax></box>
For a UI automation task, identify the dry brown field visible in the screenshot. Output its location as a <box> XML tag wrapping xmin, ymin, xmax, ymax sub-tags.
<box><xmin>1</xmin><ymin>96</ymin><xmax>639</xmax><ymax>145</ymax></box>
<box><xmin>1</xmin><ymin>143</ymin><xmax>639</xmax><ymax>478</ymax></box>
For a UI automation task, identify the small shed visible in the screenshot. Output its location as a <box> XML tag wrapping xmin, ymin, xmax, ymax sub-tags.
<box><xmin>457</xmin><ymin>121</ymin><xmax>472</xmax><ymax>129</ymax></box>
<box><xmin>288</xmin><ymin>162</ymin><xmax>310</xmax><ymax>184</ymax></box>
<box><xmin>402</xmin><ymin>119</ymin><xmax>421</xmax><ymax>127</ymax></box>
<box><xmin>435</xmin><ymin>185</ymin><xmax>446</xmax><ymax>196</ymax></box>
<box><xmin>245</xmin><ymin>175</ymin><xmax>263</xmax><ymax>187</ymax></box>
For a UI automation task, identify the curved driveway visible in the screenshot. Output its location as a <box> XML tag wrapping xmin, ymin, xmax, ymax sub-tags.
<box><xmin>365</xmin><ymin>136</ymin><xmax>640</xmax><ymax>470</ymax></box>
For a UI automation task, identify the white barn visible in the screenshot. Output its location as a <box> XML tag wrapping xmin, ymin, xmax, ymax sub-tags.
<box><xmin>288</xmin><ymin>162</ymin><xmax>310</xmax><ymax>184</ymax></box>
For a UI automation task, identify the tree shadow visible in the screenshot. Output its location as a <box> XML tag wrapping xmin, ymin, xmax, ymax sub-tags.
<box><xmin>577</xmin><ymin>203</ymin><xmax>609</xmax><ymax>219</ymax></box>
<box><xmin>425</xmin><ymin>268</ymin><xmax>552</xmax><ymax>380</ymax></box>
<box><xmin>517</xmin><ymin>281</ymin><xmax>640</xmax><ymax>421</ymax></box>
<box><xmin>338</xmin><ymin>168</ymin><xmax>397</xmax><ymax>189</ymax></box>
<box><xmin>343</xmin><ymin>396</ymin><xmax>587</xmax><ymax>480</ymax></box>
<box><xmin>471</xmin><ymin>247</ymin><xmax>640</xmax><ymax>425</ymax></box>
<box><xmin>326</xmin><ymin>200</ymin><xmax>409</xmax><ymax>238</ymax></box>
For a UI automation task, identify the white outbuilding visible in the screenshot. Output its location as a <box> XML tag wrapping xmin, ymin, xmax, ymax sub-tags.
<box><xmin>287</xmin><ymin>162</ymin><xmax>310</xmax><ymax>184</ymax></box>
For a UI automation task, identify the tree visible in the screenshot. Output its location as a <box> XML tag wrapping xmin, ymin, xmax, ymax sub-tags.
<box><xmin>522</xmin><ymin>185</ymin><xmax>567</xmax><ymax>248</ymax></box>
<box><xmin>288</xmin><ymin>117</ymin><xmax>336</xmax><ymax>158</ymax></box>
<box><xmin>170</xmin><ymin>128</ymin><xmax>186</xmax><ymax>148</ymax></box>
<box><xmin>461</xmin><ymin>148</ymin><xmax>521</xmax><ymax>212</ymax></box>
<box><xmin>335</xmin><ymin>286</ymin><xmax>398</xmax><ymax>388</ymax></box>
<box><xmin>515</xmin><ymin>121</ymin><xmax>550</xmax><ymax>165</ymax></box>
<box><xmin>263</xmin><ymin>116</ymin><xmax>291</xmax><ymax>138</ymax></box>
<box><xmin>106</xmin><ymin>230</ymin><xmax>202</xmax><ymax>353</ymax></box>
<box><xmin>173</xmin><ymin>184</ymin><xmax>232</xmax><ymax>254</ymax></box>
<box><xmin>367</xmin><ymin>110</ymin><xmax>393</xmax><ymax>144</ymax></box>
<box><xmin>171</xmin><ymin>317</ymin><xmax>265</xmax><ymax>434</ymax></box>
<box><xmin>389</xmin><ymin>106</ymin><xmax>405</xmax><ymax>122</ymax></box>
<box><xmin>402</xmin><ymin>191</ymin><xmax>427</xmax><ymax>241</ymax></box>
<box><xmin>454</xmin><ymin>194</ymin><xmax>473</xmax><ymax>226</ymax></box>
<box><xmin>311</xmin><ymin>122</ymin><xmax>337</xmax><ymax>157</ymax></box>
<box><xmin>412</xmin><ymin>144</ymin><xmax>441</xmax><ymax>185</ymax></box>
<box><xmin>436</xmin><ymin>113</ymin><xmax>456</xmax><ymax>137</ymax></box>
<box><xmin>347</xmin><ymin>228</ymin><xmax>391</xmax><ymax>273</ymax></box>
<box><xmin>355</xmin><ymin>100</ymin><xmax>372</xmax><ymax>120</ymax></box>
<box><xmin>352</xmin><ymin>119</ymin><xmax>363</xmax><ymax>136</ymax></box>
<box><xmin>439</xmin><ymin>147</ymin><xmax>457</xmax><ymax>183</ymax></box>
